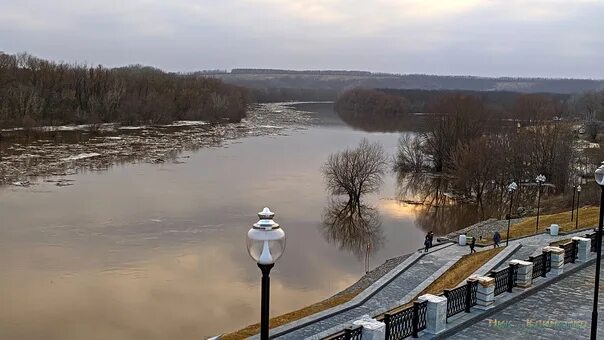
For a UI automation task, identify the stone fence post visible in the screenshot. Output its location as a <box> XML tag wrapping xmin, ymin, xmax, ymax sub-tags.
<box><xmin>352</xmin><ymin>315</ymin><xmax>385</xmax><ymax>340</ymax></box>
<box><xmin>417</xmin><ymin>294</ymin><xmax>447</xmax><ymax>335</ymax></box>
<box><xmin>469</xmin><ymin>275</ymin><xmax>495</xmax><ymax>310</ymax></box>
<box><xmin>509</xmin><ymin>260</ymin><xmax>533</xmax><ymax>288</ymax></box>
<box><xmin>543</xmin><ymin>246</ymin><xmax>564</xmax><ymax>275</ymax></box>
<box><xmin>572</xmin><ymin>236</ymin><xmax>591</xmax><ymax>262</ymax></box>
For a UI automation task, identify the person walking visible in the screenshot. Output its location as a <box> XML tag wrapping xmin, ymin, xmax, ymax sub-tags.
<box><xmin>427</xmin><ymin>231</ymin><xmax>434</xmax><ymax>248</ymax></box>
<box><xmin>493</xmin><ymin>231</ymin><xmax>501</xmax><ymax>248</ymax></box>
<box><xmin>469</xmin><ymin>236</ymin><xmax>477</xmax><ymax>254</ymax></box>
<box><xmin>424</xmin><ymin>236</ymin><xmax>430</xmax><ymax>253</ymax></box>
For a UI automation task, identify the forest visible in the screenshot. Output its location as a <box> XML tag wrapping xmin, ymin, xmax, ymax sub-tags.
<box><xmin>0</xmin><ymin>53</ymin><xmax>248</xmax><ymax>128</ymax></box>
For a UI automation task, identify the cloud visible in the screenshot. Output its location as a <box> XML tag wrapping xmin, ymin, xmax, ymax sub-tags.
<box><xmin>0</xmin><ymin>0</ymin><xmax>602</xmax><ymax>77</ymax></box>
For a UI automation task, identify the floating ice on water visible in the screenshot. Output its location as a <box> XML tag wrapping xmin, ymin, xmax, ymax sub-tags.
<box><xmin>62</xmin><ymin>153</ymin><xmax>102</xmax><ymax>161</ymax></box>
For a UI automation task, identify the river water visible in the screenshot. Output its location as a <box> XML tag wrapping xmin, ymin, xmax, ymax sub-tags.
<box><xmin>0</xmin><ymin>103</ymin><xmax>466</xmax><ymax>339</ymax></box>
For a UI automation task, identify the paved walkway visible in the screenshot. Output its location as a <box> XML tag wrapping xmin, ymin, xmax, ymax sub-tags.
<box><xmin>274</xmin><ymin>247</ymin><xmax>462</xmax><ymax>339</ymax></box>
<box><xmin>266</xmin><ymin>228</ymin><xmax>595</xmax><ymax>339</ymax></box>
<box><xmin>448</xmin><ymin>263</ymin><xmax>604</xmax><ymax>339</ymax></box>
<box><xmin>494</xmin><ymin>229</ymin><xmax>595</xmax><ymax>270</ymax></box>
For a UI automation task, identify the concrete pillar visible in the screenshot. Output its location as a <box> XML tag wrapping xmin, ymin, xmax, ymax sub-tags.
<box><xmin>417</xmin><ymin>294</ymin><xmax>447</xmax><ymax>335</ymax></box>
<box><xmin>469</xmin><ymin>275</ymin><xmax>495</xmax><ymax>310</ymax></box>
<box><xmin>543</xmin><ymin>246</ymin><xmax>564</xmax><ymax>275</ymax></box>
<box><xmin>352</xmin><ymin>315</ymin><xmax>385</xmax><ymax>340</ymax></box>
<box><xmin>573</xmin><ymin>236</ymin><xmax>591</xmax><ymax>263</ymax></box>
<box><xmin>509</xmin><ymin>259</ymin><xmax>533</xmax><ymax>288</ymax></box>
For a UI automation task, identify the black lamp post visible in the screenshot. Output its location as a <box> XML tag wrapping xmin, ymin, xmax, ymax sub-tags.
<box><xmin>576</xmin><ymin>185</ymin><xmax>582</xmax><ymax>229</ymax></box>
<box><xmin>506</xmin><ymin>181</ymin><xmax>518</xmax><ymax>247</ymax></box>
<box><xmin>535</xmin><ymin>174</ymin><xmax>546</xmax><ymax>234</ymax></box>
<box><xmin>592</xmin><ymin>164</ymin><xmax>604</xmax><ymax>340</ymax></box>
<box><xmin>571</xmin><ymin>185</ymin><xmax>577</xmax><ymax>222</ymax></box>
<box><xmin>247</xmin><ymin>208</ymin><xmax>286</xmax><ymax>340</ymax></box>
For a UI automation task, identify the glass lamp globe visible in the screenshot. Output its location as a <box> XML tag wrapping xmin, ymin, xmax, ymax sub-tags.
<box><xmin>596</xmin><ymin>162</ymin><xmax>604</xmax><ymax>186</ymax></box>
<box><xmin>247</xmin><ymin>207</ymin><xmax>286</xmax><ymax>265</ymax></box>
<box><xmin>508</xmin><ymin>181</ymin><xmax>518</xmax><ymax>193</ymax></box>
<box><xmin>577</xmin><ymin>185</ymin><xmax>582</xmax><ymax>192</ymax></box>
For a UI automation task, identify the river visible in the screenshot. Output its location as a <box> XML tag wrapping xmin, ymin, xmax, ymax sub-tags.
<box><xmin>0</xmin><ymin>102</ymin><xmax>480</xmax><ymax>339</ymax></box>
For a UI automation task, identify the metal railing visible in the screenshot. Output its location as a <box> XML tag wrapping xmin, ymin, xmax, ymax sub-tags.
<box><xmin>529</xmin><ymin>252</ymin><xmax>548</xmax><ymax>279</ymax></box>
<box><xmin>561</xmin><ymin>241</ymin><xmax>577</xmax><ymax>264</ymax></box>
<box><xmin>488</xmin><ymin>264</ymin><xmax>517</xmax><ymax>296</ymax></box>
<box><xmin>324</xmin><ymin>326</ymin><xmax>363</xmax><ymax>340</ymax></box>
<box><xmin>383</xmin><ymin>300</ymin><xmax>427</xmax><ymax>339</ymax></box>
<box><xmin>443</xmin><ymin>280</ymin><xmax>477</xmax><ymax>320</ymax></box>
<box><xmin>586</xmin><ymin>231</ymin><xmax>599</xmax><ymax>252</ymax></box>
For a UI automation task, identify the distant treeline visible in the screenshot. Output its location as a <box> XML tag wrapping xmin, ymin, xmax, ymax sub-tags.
<box><xmin>378</xmin><ymin>89</ymin><xmax>569</xmax><ymax>118</ymax></box>
<box><xmin>0</xmin><ymin>53</ymin><xmax>248</xmax><ymax>128</ymax></box>
<box><xmin>216</xmin><ymin>70</ymin><xmax>604</xmax><ymax>95</ymax></box>
<box><xmin>231</xmin><ymin>68</ymin><xmax>373</xmax><ymax>76</ymax></box>
<box><xmin>337</xmin><ymin>86</ymin><xmax>604</xmax><ymax>119</ymax></box>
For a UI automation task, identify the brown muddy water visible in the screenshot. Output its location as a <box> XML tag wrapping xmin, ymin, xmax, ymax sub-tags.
<box><xmin>0</xmin><ymin>103</ymin><xmax>489</xmax><ymax>339</ymax></box>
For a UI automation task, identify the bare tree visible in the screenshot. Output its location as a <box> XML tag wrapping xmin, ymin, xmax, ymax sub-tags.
<box><xmin>394</xmin><ymin>134</ymin><xmax>425</xmax><ymax>173</ymax></box>
<box><xmin>323</xmin><ymin>139</ymin><xmax>388</xmax><ymax>209</ymax></box>
<box><xmin>423</xmin><ymin>94</ymin><xmax>487</xmax><ymax>172</ymax></box>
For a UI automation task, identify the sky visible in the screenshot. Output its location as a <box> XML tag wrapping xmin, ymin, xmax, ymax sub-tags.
<box><xmin>0</xmin><ymin>0</ymin><xmax>603</xmax><ymax>78</ymax></box>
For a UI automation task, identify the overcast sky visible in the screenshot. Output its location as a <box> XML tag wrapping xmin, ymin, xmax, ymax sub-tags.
<box><xmin>1</xmin><ymin>0</ymin><xmax>602</xmax><ymax>78</ymax></box>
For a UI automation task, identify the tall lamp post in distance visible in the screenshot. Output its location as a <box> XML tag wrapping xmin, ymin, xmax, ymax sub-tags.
<box><xmin>575</xmin><ymin>185</ymin><xmax>582</xmax><ymax>229</ymax></box>
<box><xmin>571</xmin><ymin>184</ymin><xmax>577</xmax><ymax>222</ymax></box>
<box><xmin>591</xmin><ymin>163</ymin><xmax>604</xmax><ymax>340</ymax></box>
<box><xmin>247</xmin><ymin>208</ymin><xmax>286</xmax><ymax>340</ymax></box>
<box><xmin>535</xmin><ymin>174</ymin><xmax>546</xmax><ymax>234</ymax></box>
<box><xmin>506</xmin><ymin>181</ymin><xmax>518</xmax><ymax>247</ymax></box>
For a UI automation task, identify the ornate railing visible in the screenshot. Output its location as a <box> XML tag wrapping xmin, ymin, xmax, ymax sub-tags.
<box><xmin>384</xmin><ymin>306</ymin><xmax>413</xmax><ymax>340</ymax></box>
<box><xmin>587</xmin><ymin>232</ymin><xmax>599</xmax><ymax>252</ymax></box>
<box><xmin>382</xmin><ymin>300</ymin><xmax>427</xmax><ymax>339</ymax></box>
<box><xmin>489</xmin><ymin>265</ymin><xmax>516</xmax><ymax>296</ymax></box>
<box><xmin>529</xmin><ymin>253</ymin><xmax>546</xmax><ymax>279</ymax></box>
<box><xmin>443</xmin><ymin>281</ymin><xmax>476</xmax><ymax>320</ymax></box>
<box><xmin>562</xmin><ymin>241</ymin><xmax>577</xmax><ymax>264</ymax></box>
<box><xmin>416</xmin><ymin>300</ymin><xmax>428</xmax><ymax>334</ymax></box>
<box><xmin>544</xmin><ymin>251</ymin><xmax>551</xmax><ymax>274</ymax></box>
<box><xmin>323</xmin><ymin>326</ymin><xmax>363</xmax><ymax>340</ymax></box>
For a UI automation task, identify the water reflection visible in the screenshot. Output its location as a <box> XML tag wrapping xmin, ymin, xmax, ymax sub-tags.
<box><xmin>321</xmin><ymin>199</ymin><xmax>384</xmax><ymax>263</ymax></box>
<box><xmin>395</xmin><ymin>172</ymin><xmax>504</xmax><ymax>235</ymax></box>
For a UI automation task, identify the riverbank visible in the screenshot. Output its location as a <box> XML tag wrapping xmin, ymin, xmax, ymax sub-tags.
<box><xmin>228</xmin><ymin>206</ymin><xmax>598</xmax><ymax>339</ymax></box>
<box><xmin>0</xmin><ymin>103</ymin><xmax>315</xmax><ymax>186</ymax></box>
<box><xmin>443</xmin><ymin>206</ymin><xmax>598</xmax><ymax>245</ymax></box>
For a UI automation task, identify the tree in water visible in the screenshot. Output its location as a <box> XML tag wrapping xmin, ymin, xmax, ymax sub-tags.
<box><xmin>322</xmin><ymin>138</ymin><xmax>388</xmax><ymax>210</ymax></box>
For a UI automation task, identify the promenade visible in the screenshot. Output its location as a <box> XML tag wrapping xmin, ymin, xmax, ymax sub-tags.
<box><xmin>260</xmin><ymin>228</ymin><xmax>597</xmax><ymax>339</ymax></box>
<box><xmin>449</xmin><ymin>263</ymin><xmax>604</xmax><ymax>339</ymax></box>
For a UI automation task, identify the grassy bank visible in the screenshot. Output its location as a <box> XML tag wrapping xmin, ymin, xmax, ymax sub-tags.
<box><xmin>479</xmin><ymin>206</ymin><xmax>598</xmax><ymax>244</ymax></box>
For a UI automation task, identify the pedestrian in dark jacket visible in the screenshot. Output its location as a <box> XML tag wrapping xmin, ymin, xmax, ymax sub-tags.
<box><xmin>470</xmin><ymin>237</ymin><xmax>477</xmax><ymax>254</ymax></box>
<box><xmin>428</xmin><ymin>231</ymin><xmax>434</xmax><ymax>248</ymax></box>
<box><xmin>493</xmin><ymin>231</ymin><xmax>501</xmax><ymax>248</ymax></box>
<box><xmin>424</xmin><ymin>237</ymin><xmax>430</xmax><ymax>252</ymax></box>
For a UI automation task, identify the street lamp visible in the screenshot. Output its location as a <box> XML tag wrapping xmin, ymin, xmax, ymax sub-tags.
<box><xmin>506</xmin><ymin>181</ymin><xmax>518</xmax><ymax>247</ymax></box>
<box><xmin>592</xmin><ymin>163</ymin><xmax>604</xmax><ymax>340</ymax></box>
<box><xmin>535</xmin><ymin>174</ymin><xmax>546</xmax><ymax>234</ymax></box>
<box><xmin>571</xmin><ymin>184</ymin><xmax>577</xmax><ymax>222</ymax></box>
<box><xmin>576</xmin><ymin>185</ymin><xmax>582</xmax><ymax>229</ymax></box>
<box><xmin>247</xmin><ymin>207</ymin><xmax>286</xmax><ymax>340</ymax></box>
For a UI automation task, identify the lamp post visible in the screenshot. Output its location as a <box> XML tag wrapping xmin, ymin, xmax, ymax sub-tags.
<box><xmin>247</xmin><ymin>208</ymin><xmax>286</xmax><ymax>340</ymax></box>
<box><xmin>576</xmin><ymin>185</ymin><xmax>582</xmax><ymax>229</ymax></box>
<box><xmin>535</xmin><ymin>174</ymin><xmax>546</xmax><ymax>234</ymax></box>
<box><xmin>571</xmin><ymin>185</ymin><xmax>577</xmax><ymax>222</ymax></box>
<box><xmin>592</xmin><ymin>163</ymin><xmax>604</xmax><ymax>340</ymax></box>
<box><xmin>506</xmin><ymin>181</ymin><xmax>518</xmax><ymax>247</ymax></box>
